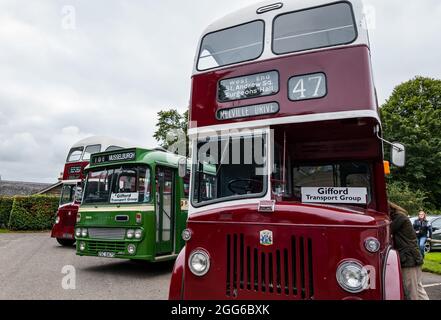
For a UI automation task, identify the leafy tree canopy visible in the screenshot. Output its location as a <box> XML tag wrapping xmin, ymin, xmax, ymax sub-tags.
<box><xmin>153</xmin><ymin>109</ymin><xmax>189</xmax><ymax>156</ymax></box>
<box><xmin>381</xmin><ymin>76</ymin><xmax>441</xmax><ymax>209</ymax></box>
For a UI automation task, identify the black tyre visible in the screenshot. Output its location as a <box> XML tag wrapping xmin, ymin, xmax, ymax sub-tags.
<box><xmin>56</xmin><ymin>238</ymin><xmax>76</xmax><ymax>247</ymax></box>
<box><xmin>425</xmin><ymin>241</ymin><xmax>432</xmax><ymax>254</ymax></box>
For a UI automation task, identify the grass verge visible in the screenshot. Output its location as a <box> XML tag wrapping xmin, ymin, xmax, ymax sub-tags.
<box><xmin>423</xmin><ymin>252</ymin><xmax>441</xmax><ymax>275</ymax></box>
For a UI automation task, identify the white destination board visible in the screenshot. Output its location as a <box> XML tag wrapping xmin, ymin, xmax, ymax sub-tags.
<box><xmin>110</xmin><ymin>193</ymin><xmax>139</xmax><ymax>204</ymax></box>
<box><xmin>302</xmin><ymin>187</ymin><xmax>368</xmax><ymax>205</ymax></box>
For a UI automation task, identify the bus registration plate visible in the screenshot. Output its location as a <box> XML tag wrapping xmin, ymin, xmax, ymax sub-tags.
<box><xmin>98</xmin><ymin>252</ymin><xmax>116</xmax><ymax>258</ymax></box>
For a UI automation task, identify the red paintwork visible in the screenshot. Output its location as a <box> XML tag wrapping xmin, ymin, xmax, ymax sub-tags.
<box><xmin>62</xmin><ymin>161</ymin><xmax>89</xmax><ymax>181</ymax></box>
<box><xmin>170</xmin><ymin>42</ymin><xmax>403</xmax><ymax>300</ymax></box>
<box><xmin>51</xmin><ymin>203</ymin><xmax>79</xmax><ymax>240</ymax></box>
<box><xmin>173</xmin><ymin>204</ymin><xmax>395</xmax><ymax>300</ymax></box>
<box><xmin>384</xmin><ymin>249</ymin><xmax>404</xmax><ymax>300</ymax></box>
<box><xmin>52</xmin><ymin>161</ymin><xmax>88</xmax><ymax>242</ymax></box>
<box><xmin>169</xmin><ymin>247</ymin><xmax>186</xmax><ymax>300</ymax></box>
<box><xmin>190</xmin><ymin>45</ymin><xmax>375</xmax><ymax>129</ymax></box>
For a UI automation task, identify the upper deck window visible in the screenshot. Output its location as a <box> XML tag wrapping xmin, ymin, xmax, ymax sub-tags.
<box><xmin>197</xmin><ymin>20</ymin><xmax>265</xmax><ymax>71</ymax></box>
<box><xmin>67</xmin><ymin>147</ymin><xmax>84</xmax><ymax>163</ymax></box>
<box><xmin>83</xmin><ymin>144</ymin><xmax>101</xmax><ymax>161</ymax></box>
<box><xmin>272</xmin><ymin>2</ymin><xmax>357</xmax><ymax>55</ymax></box>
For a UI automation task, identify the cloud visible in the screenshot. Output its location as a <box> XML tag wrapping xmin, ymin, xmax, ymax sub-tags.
<box><xmin>0</xmin><ymin>0</ymin><xmax>440</xmax><ymax>182</ymax></box>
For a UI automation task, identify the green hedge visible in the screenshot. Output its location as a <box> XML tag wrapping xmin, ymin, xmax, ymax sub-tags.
<box><xmin>8</xmin><ymin>196</ymin><xmax>59</xmax><ymax>231</ymax></box>
<box><xmin>0</xmin><ymin>197</ymin><xmax>14</xmax><ymax>228</ymax></box>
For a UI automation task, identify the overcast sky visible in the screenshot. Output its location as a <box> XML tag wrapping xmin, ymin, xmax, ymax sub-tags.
<box><xmin>0</xmin><ymin>0</ymin><xmax>440</xmax><ymax>183</ymax></box>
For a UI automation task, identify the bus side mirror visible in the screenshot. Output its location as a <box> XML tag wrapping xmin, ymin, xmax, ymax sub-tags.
<box><xmin>391</xmin><ymin>143</ymin><xmax>406</xmax><ymax>168</ymax></box>
<box><xmin>178</xmin><ymin>158</ymin><xmax>187</xmax><ymax>178</ymax></box>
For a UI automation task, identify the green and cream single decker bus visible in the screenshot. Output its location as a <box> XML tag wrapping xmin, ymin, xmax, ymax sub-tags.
<box><xmin>75</xmin><ymin>148</ymin><xmax>190</xmax><ymax>262</ymax></box>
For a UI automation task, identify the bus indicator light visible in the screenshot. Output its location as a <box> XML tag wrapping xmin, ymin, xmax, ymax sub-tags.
<box><xmin>384</xmin><ymin>161</ymin><xmax>391</xmax><ymax>175</ymax></box>
<box><xmin>136</xmin><ymin>213</ymin><xmax>142</xmax><ymax>224</ymax></box>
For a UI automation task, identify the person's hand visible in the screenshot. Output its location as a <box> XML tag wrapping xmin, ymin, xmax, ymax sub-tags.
<box><xmin>428</xmin><ymin>238</ymin><xmax>432</xmax><ymax>241</ymax></box>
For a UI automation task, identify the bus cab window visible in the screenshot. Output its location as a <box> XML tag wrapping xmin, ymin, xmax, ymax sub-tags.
<box><xmin>183</xmin><ymin>173</ymin><xmax>190</xmax><ymax>199</ymax></box>
<box><xmin>60</xmin><ymin>184</ymin><xmax>75</xmax><ymax>206</ymax></box>
<box><xmin>292</xmin><ymin>163</ymin><xmax>372</xmax><ymax>205</ymax></box>
<box><xmin>83</xmin><ymin>169</ymin><xmax>114</xmax><ymax>204</ymax></box>
<box><xmin>138</xmin><ymin>168</ymin><xmax>151</xmax><ymax>203</ymax></box>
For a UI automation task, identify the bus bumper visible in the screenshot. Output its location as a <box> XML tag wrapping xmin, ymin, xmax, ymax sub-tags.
<box><xmin>51</xmin><ymin>224</ymin><xmax>75</xmax><ymax>240</ymax></box>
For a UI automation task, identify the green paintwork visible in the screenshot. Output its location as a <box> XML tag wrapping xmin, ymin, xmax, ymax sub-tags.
<box><xmin>75</xmin><ymin>148</ymin><xmax>189</xmax><ymax>262</ymax></box>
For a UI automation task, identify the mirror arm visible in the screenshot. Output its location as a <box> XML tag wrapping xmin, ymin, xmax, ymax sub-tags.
<box><xmin>375</xmin><ymin>128</ymin><xmax>404</xmax><ymax>152</ymax></box>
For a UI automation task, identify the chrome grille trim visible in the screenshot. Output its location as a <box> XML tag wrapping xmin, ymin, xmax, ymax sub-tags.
<box><xmin>88</xmin><ymin>228</ymin><xmax>126</xmax><ymax>240</ymax></box>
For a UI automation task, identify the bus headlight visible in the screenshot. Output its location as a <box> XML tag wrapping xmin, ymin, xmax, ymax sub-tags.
<box><xmin>79</xmin><ymin>242</ymin><xmax>86</xmax><ymax>251</ymax></box>
<box><xmin>336</xmin><ymin>261</ymin><xmax>369</xmax><ymax>294</ymax></box>
<box><xmin>365</xmin><ymin>238</ymin><xmax>380</xmax><ymax>253</ymax></box>
<box><xmin>134</xmin><ymin>229</ymin><xmax>142</xmax><ymax>239</ymax></box>
<box><xmin>75</xmin><ymin>228</ymin><xmax>82</xmax><ymax>238</ymax></box>
<box><xmin>55</xmin><ymin>216</ymin><xmax>60</xmax><ymax>224</ymax></box>
<box><xmin>188</xmin><ymin>249</ymin><xmax>210</xmax><ymax>277</ymax></box>
<box><xmin>127</xmin><ymin>229</ymin><xmax>135</xmax><ymax>239</ymax></box>
<box><xmin>81</xmin><ymin>228</ymin><xmax>88</xmax><ymax>238</ymax></box>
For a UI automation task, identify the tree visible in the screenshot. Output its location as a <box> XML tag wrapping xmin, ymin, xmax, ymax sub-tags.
<box><xmin>381</xmin><ymin>76</ymin><xmax>441</xmax><ymax>209</ymax></box>
<box><xmin>387</xmin><ymin>181</ymin><xmax>427</xmax><ymax>216</ymax></box>
<box><xmin>153</xmin><ymin>109</ymin><xmax>189</xmax><ymax>156</ymax></box>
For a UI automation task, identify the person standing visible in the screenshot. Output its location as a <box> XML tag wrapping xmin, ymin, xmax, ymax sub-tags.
<box><xmin>389</xmin><ymin>202</ymin><xmax>429</xmax><ymax>300</ymax></box>
<box><xmin>413</xmin><ymin>211</ymin><xmax>432</xmax><ymax>258</ymax></box>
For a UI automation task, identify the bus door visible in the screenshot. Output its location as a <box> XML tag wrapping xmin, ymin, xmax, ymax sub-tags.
<box><xmin>155</xmin><ymin>166</ymin><xmax>175</xmax><ymax>255</ymax></box>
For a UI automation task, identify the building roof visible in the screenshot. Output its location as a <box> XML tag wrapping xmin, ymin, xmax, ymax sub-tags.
<box><xmin>0</xmin><ymin>180</ymin><xmax>54</xmax><ymax>196</ymax></box>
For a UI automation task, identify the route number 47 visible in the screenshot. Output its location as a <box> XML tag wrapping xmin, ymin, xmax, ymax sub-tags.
<box><xmin>289</xmin><ymin>73</ymin><xmax>327</xmax><ymax>101</ymax></box>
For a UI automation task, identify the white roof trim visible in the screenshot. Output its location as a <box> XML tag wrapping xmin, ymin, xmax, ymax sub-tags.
<box><xmin>71</xmin><ymin>136</ymin><xmax>135</xmax><ymax>150</ymax></box>
<box><xmin>188</xmin><ymin>110</ymin><xmax>380</xmax><ymax>137</ymax></box>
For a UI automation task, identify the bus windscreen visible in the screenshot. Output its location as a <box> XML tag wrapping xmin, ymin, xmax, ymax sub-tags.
<box><xmin>83</xmin><ymin>166</ymin><xmax>151</xmax><ymax>205</ymax></box>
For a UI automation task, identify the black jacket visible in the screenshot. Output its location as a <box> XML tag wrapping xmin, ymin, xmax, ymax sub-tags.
<box><xmin>391</xmin><ymin>211</ymin><xmax>424</xmax><ymax>268</ymax></box>
<box><xmin>413</xmin><ymin>219</ymin><xmax>432</xmax><ymax>238</ymax></box>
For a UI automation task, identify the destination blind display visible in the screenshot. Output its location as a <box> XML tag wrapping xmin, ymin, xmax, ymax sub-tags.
<box><xmin>218</xmin><ymin>71</ymin><xmax>279</xmax><ymax>102</ymax></box>
<box><xmin>302</xmin><ymin>187</ymin><xmax>368</xmax><ymax>205</ymax></box>
<box><xmin>217</xmin><ymin>102</ymin><xmax>280</xmax><ymax>121</ymax></box>
<box><xmin>69</xmin><ymin>166</ymin><xmax>82</xmax><ymax>175</ymax></box>
<box><xmin>92</xmin><ymin>150</ymin><xmax>136</xmax><ymax>165</ymax></box>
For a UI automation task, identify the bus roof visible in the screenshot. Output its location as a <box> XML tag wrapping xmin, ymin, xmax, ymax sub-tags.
<box><xmin>71</xmin><ymin>136</ymin><xmax>136</xmax><ymax>150</ymax></box>
<box><xmin>194</xmin><ymin>0</ymin><xmax>369</xmax><ymax>74</ymax></box>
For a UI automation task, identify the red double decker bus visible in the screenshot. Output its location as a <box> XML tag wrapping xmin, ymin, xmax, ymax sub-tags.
<box><xmin>170</xmin><ymin>0</ymin><xmax>406</xmax><ymax>300</ymax></box>
<box><xmin>51</xmin><ymin>136</ymin><xmax>132</xmax><ymax>246</ymax></box>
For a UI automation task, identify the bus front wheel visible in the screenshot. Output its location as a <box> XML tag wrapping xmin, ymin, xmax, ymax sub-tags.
<box><xmin>56</xmin><ymin>238</ymin><xmax>75</xmax><ymax>247</ymax></box>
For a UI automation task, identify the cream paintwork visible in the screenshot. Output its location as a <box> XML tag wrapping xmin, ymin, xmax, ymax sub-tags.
<box><xmin>79</xmin><ymin>205</ymin><xmax>155</xmax><ymax>213</ymax></box>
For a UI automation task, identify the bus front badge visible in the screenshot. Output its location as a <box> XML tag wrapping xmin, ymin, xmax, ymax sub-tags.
<box><xmin>258</xmin><ymin>200</ymin><xmax>275</xmax><ymax>213</ymax></box>
<box><xmin>260</xmin><ymin>230</ymin><xmax>273</xmax><ymax>246</ymax></box>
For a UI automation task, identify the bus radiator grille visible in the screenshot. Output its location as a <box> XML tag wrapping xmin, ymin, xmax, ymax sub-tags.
<box><xmin>226</xmin><ymin>234</ymin><xmax>314</xmax><ymax>299</ymax></box>
<box><xmin>88</xmin><ymin>228</ymin><xmax>126</xmax><ymax>240</ymax></box>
